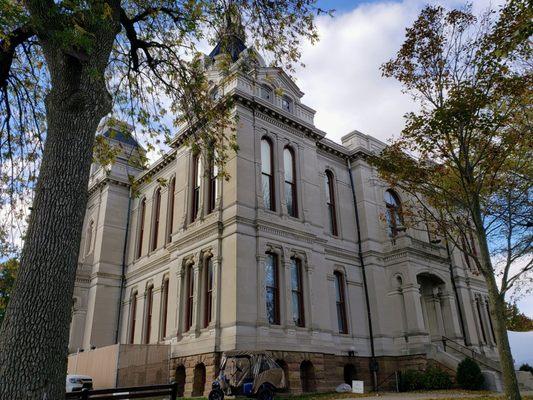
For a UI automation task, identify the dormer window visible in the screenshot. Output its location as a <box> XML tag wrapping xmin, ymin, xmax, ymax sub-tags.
<box><xmin>282</xmin><ymin>96</ymin><xmax>293</xmax><ymax>113</ymax></box>
<box><xmin>260</xmin><ymin>85</ymin><xmax>273</xmax><ymax>102</ymax></box>
<box><xmin>211</xmin><ymin>86</ymin><xmax>220</xmax><ymax>101</ymax></box>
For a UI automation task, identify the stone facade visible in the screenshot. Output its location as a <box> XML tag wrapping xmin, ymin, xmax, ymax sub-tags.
<box><xmin>69</xmin><ymin>43</ymin><xmax>500</xmax><ymax>394</ymax></box>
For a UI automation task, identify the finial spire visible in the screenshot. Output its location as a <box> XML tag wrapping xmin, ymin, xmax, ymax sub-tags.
<box><xmin>209</xmin><ymin>2</ymin><xmax>247</xmax><ymax>62</ymax></box>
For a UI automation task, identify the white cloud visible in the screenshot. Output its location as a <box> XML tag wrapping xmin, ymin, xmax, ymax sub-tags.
<box><xmin>294</xmin><ymin>0</ymin><xmax>504</xmax><ymax>144</ymax></box>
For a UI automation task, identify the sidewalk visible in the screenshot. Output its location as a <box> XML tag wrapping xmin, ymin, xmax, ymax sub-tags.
<box><xmin>344</xmin><ymin>390</ymin><xmax>533</xmax><ymax>400</ymax></box>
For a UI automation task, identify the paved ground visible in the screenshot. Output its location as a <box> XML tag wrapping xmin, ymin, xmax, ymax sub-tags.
<box><xmin>343</xmin><ymin>390</ymin><xmax>533</xmax><ymax>399</ymax></box>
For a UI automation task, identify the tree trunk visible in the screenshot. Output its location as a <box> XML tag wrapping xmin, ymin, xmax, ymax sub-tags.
<box><xmin>473</xmin><ymin>209</ymin><xmax>521</xmax><ymax>400</ymax></box>
<box><xmin>486</xmin><ymin>276</ymin><xmax>522</xmax><ymax>400</ymax></box>
<box><xmin>0</xmin><ymin>28</ymin><xmax>116</xmax><ymax>399</ymax></box>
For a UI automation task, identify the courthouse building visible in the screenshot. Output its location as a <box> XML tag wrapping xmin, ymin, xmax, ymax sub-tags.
<box><xmin>69</xmin><ymin>31</ymin><xmax>501</xmax><ymax>395</ymax></box>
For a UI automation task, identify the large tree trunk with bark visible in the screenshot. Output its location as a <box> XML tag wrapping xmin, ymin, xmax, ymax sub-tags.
<box><xmin>474</xmin><ymin>209</ymin><xmax>521</xmax><ymax>400</ymax></box>
<box><xmin>486</xmin><ymin>277</ymin><xmax>522</xmax><ymax>400</ymax></box>
<box><xmin>0</xmin><ymin>21</ymin><xmax>117</xmax><ymax>399</ymax></box>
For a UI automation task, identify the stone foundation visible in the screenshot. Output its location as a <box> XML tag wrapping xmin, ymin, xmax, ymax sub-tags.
<box><xmin>168</xmin><ymin>351</ymin><xmax>428</xmax><ymax>396</ymax></box>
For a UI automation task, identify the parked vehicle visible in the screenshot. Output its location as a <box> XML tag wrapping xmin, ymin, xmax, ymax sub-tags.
<box><xmin>209</xmin><ymin>352</ymin><xmax>286</xmax><ymax>400</ymax></box>
<box><xmin>66</xmin><ymin>374</ymin><xmax>93</xmax><ymax>392</ymax></box>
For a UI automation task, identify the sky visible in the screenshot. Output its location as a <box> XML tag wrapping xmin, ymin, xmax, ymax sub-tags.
<box><xmin>290</xmin><ymin>0</ymin><xmax>533</xmax><ymax>307</ymax></box>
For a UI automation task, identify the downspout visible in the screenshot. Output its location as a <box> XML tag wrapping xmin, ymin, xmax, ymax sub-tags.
<box><xmin>115</xmin><ymin>186</ymin><xmax>133</xmax><ymax>344</ymax></box>
<box><xmin>444</xmin><ymin>236</ymin><xmax>468</xmax><ymax>345</ymax></box>
<box><xmin>347</xmin><ymin>158</ymin><xmax>377</xmax><ymax>392</ymax></box>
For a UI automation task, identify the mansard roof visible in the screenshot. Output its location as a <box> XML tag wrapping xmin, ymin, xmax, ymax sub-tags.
<box><xmin>208</xmin><ymin>35</ymin><xmax>247</xmax><ymax>62</ymax></box>
<box><xmin>102</xmin><ymin>128</ymin><xmax>140</xmax><ymax>148</ymax></box>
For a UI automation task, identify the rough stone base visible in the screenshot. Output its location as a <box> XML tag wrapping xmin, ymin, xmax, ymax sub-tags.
<box><xmin>168</xmin><ymin>351</ymin><xmax>428</xmax><ymax>396</ymax></box>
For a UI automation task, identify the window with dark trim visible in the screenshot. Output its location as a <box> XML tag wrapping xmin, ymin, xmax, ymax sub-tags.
<box><xmin>185</xmin><ymin>265</ymin><xmax>194</xmax><ymax>331</ymax></box>
<box><xmin>129</xmin><ymin>291</ymin><xmax>137</xmax><ymax>344</ymax></box>
<box><xmin>161</xmin><ymin>278</ymin><xmax>169</xmax><ymax>339</ymax></box>
<box><xmin>284</xmin><ymin>147</ymin><xmax>297</xmax><ymax>217</ymax></box>
<box><xmin>191</xmin><ymin>154</ymin><xmax>202</xmax><ymax>222</ymax></box>
<box><xmin>144</xmin><ymin>286</ymin><xmax>153</xmax><ymax>344</ymax></box>
<box><xmin>384</xmin><ymin>190</ymin><xmax>403</xmax><ymax>237</ymax></box>
<box><xmin>261</xmin><ymin>85</ymin><xmax>273</xmax><ymax>102</ymax></box>
<box><xmin>485</xmin><ymin>299</ymin><xmax>496</xmax><ymax>344</ymax></box>
<box><xmin>261</xmin><ymin>138</ymin><xmax>275</xmax><ymax>211</ymax></box>
<box><xmin>204</xmin><ymin>257</ymin><xmax>214</xmax><ymax>328</ymax></box>
<box><xmin>475</xmin><ymin>296</ymin><xmax>487</xmax><ymax>343</ymax></box>
<box><xmin>208</xmin><ymin>157</ymin><xmax>218</xmax><ymax>213</ymax></box>
<box><xmin>265</xmin><ymin>253</ymin><xmax>280</xmax><ymax>325</ymax></box>
<box><xmin>166</xmin><ymin>178</ymin><xmax>175</xmax><ymax>244</ymax></box>
<box><xmin>290</xmin><ymin>258</ymin><xmax>305</xmax><ymax>327</ymax></box>
<box><xmin>137</xmin><ymin>198</ymin><xmax>146</xmax><ymax>259</ymax></box>
<box><xmin>325</xmin><ymin>171</ymin><xmax>338</xmax><ymax>236</ymax></box>
<box><xmin>334</xmin><ymin>271</ymin><xmax>348</xmax><ymax>334</ymax></box>
<box><xmin>282</xmin><ymin>95</ymin><xmax>293</xmax><ymax>113</ymax></box>
<box><xmin>151</xmin><ymin>188</ymin><xmax>161</xmax><ymax>252</ymax></box>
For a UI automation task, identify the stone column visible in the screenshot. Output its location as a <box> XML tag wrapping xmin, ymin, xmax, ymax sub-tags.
<box><xmin>304</xmin><ymin>261</ymin><xmax>314</xmax><ymax>330</ymax></box>
<box><xmin>212</xmin><ymin>255</ymin><xmax>222</xmax><ymax>328</ymax></box>
<box><xmin>69</xmin><ymin>309</ymin><xmax>87</xmax><ymax>352</ymax></box>
<box><xmin>283</xmin><ymin>256</ymin><xmax>293</xmax><ymax>327</ymax></box>
<box><xmin>401</xmin><ymin>283</ymin><xmax>427</xmax><ymax>336</ymax></box>
<box><xmin>431</xmin><ymin>290</ymin><xmax>445</xmax><ymax>339</ymax></box>
<box><xmin>257</xmin><ymin>254</ymin><xmax>268</xmax><ymax>325</ymax></box>
<box><xmin>192</xmin><ymin>261</ymin><xmax>201</xmax><ymax>333</ymax></box>
<box><xmin>440</xmin><ymin>291</ymin><xmax>463</xmax><ymax>340</ymax></box>
<box><xmin>174</xmin><ymin>263</ymin><xmax>184</xmax><ymax>338</ymax></box>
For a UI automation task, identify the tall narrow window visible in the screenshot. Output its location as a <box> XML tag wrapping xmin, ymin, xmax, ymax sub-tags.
<box><xmin>129</xmin><ymin>291</ymin><xmax>137</xmax><ymax>344</ymax></box>
<box><xmin>204</xmin><ymin>258</ymin><xmax>214</xmax><ymax>328</ymax></box>
<box><xmin>166</xmin><ymin>178</ymin><xmax>175</xmax><ymax>244</ymax></box>
<box><xmin>85</xmin><ymin>220</ymin><xmax>94</xmax><ymax>256</ymax></box>
<box><xmin>485</xmin><ymin>299</ymin><xmax>496</xmax><ymax>344</ymax></box>
<box><xmin>265</xmin><ymin>253</ymin><xmax>280</xmax><ymax>325</ymax></box>
<box><xmin>185</xmin><ymin>265</ymin><xmax>194</xmax><ymax>331</ymax></box>
<box><xmin>144</xmin><ymin>286</ymin><xmax>153</xmax><ymax>344</ymax></box>
<box><xmin>325</xmin><ymin>171</ymin><xmax>338</xmax><ymax>236</ymax></box>
<box><xmin>384</xmin><ymin>190</ymin><xmax>403</xmax><ymax>237</ymax></box>
<box><xmin>334</xmin><ymin>271</ymin><xmax>348</xmax><ymax>334</ymax></box>
<box><xmin>475</xmin><ymin>296</ymin><xmax>487</xmax><ymax>343</ymax></box>
<box><xmin>191</xmin><ymin>154</ymin><xmax>202</xmax><ymax>222</ymax></box>
<box><xmin>137</xmin><ymin>198</ymin><xmax>146</xmax><ymax>259</ymax></box>
<box><xmin>208</xmin><ymin>157</ymin><xmax>218</xmax><ymax>213</ymax></box>
<box><xmin>290</xmin><ymin>258</ymin><xmax>305</xmax><ymax>327</ymax></box>
<box><xmin>284</xmin><ymin>147</ymin><xmax>297</xmax><ymax>217</ymax></box>
<box><xmin>161</xmin><ymin>278</ymin><xmax>169</xmax><ymax>339</ymax></box>
<box><xmin>151</xmin><ymin>188</ymin><xmax>161</xmax><ymax>252</ymax></box>
<box><xmin>261</xmin><ymin>138</ymin><xmax>275</xmax><ymax>211</ymax></box>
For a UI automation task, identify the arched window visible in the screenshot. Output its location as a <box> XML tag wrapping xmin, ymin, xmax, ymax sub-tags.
<box><xmin>265</xmin><ymin>253</ymin><xmax>280</xmax><ymax>325</ymax></box>
<box><xmin>166</xmin><ymin>178</ymin><xmax>175</xmax><ymax>244</ymax></box>
<box><xmin>260</xmin><ymin>85</ymin><xmax>273</xmax><ymax>102</ymax></box>
<box><xmin>208</xmin><ymin>155</ymin><xmax>218</xmax><ymax>213</ymax></box>
<box><xmin>325</xmin><ymin>171</ymin><xmax>338</xmax><ymax>236</ymax></box>
<box><xmin>185</xmin><ymin>265</ymin><xmax>194</xmax><ymax>331</ymax></box>
<box><xmin>284</xmin><ymin>147</ymin><xmax>297</xmax><ymax>217</ymax></box>
<box><xmin>261</xmin><ymin>138</ymin><xmax>275</xmax><ymax>211</ymax></box>
<box><xmin>160</xmin><ymin>278</ymin><xmax>169</xmax><ymax>340</ymax></box>
<box><xmin>137</xmin><ymin>198</ymin><xmax>146</xmax><ymax>259</ymax></box>
<box><xmin>191</xmin><ymin>153</ymin><xmax>202</xmax><ymax>222</ymax></box>
<box><xmin>334</xmin><ymin>271</ymin><xmax>348</xmax><ymax>334</ymax></box>
<box><xmin>385</xmin><ymin>190</ymin><xmax>403</xmax><ymax>237</ymax></box>
<box><xmin>151</xmin><ymin>188</ymin><xmax>161</xmax><ymax>252</ymax></box>
<box><xmin>144</xmin><ymin>285</ymin><xmax>153</xmax><ymax>343</ymax></box>
<box><xmin>129</xmin><ymin>291</ymin><xmax>137</xmax><ymax>344</ymax></box>
<box><xmin>282</xmin><ymin>95</ymin><xmax>293</xmax><ymax>113</ymax></box>
<box><xmin>85</xmin><ymin>220</ymin><xmax>94</xmax><ymax>256</ymax></box>
<box><xmin>211</xmin><ymin>86</ymin><xmax>220</xmax><ymax>101</ymax></box>
<box><xmin>204</xmin><ymin>257</ymin><xmax>214</xmax><ymax>328</ymax></box>
<box><xmin>290</xmin><ymin>258</ymin><xmax>305</xmax><ymax>327</ymax></box>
